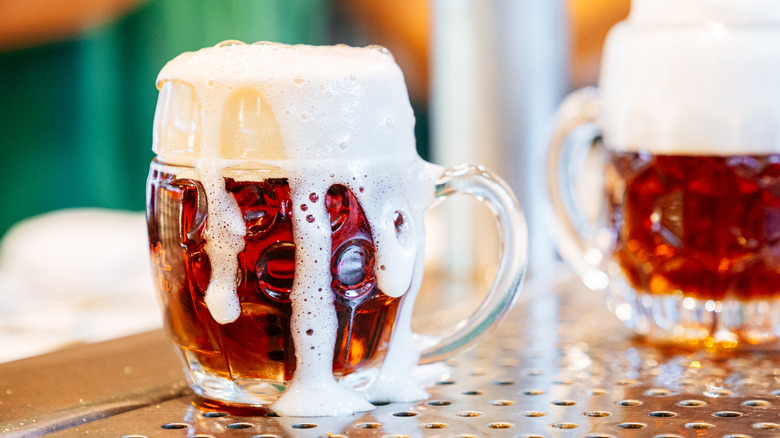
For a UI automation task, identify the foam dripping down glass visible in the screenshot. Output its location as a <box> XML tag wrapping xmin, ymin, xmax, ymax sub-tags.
<box><xmin>146</xmin><ymin>41</ymin><xmax>528</xmax><ymax>416</ymax></box>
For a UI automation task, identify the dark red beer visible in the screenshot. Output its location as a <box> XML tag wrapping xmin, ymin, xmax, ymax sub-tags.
<box><xmin>605</xmin><ymin>151</ymin><xmax>780</xmax><ymax>301</ymax></box>
<box><xmin>146</xmin><ymin>162</ymin><xmax>401</xmax><ymax>382</ymax></box>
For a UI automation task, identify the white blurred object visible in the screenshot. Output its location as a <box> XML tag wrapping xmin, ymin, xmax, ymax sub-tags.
<box><xmin>0</xmin><ymin>209</ymin><xmax>161</xmax><ymax>362</ymax></box>
<box><xmin>430</xmin><ymin>0</ymin><xmax>568</xmax><ymax>278</ymax></box>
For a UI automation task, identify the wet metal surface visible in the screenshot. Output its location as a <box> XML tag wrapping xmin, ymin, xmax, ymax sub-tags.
<box><xmin>3</xmin><ymin>269</ymin><xmax>779</xmax><ymax>437</ymax></box>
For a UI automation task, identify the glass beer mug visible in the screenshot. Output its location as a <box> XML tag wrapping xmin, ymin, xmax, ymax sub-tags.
<box><xmin>548</xmin><ymin>0</ymin><xmax>780</xmax><ymax>350</ymax></box>
<box><xmin>146</xmin><ymin>41</ymin><xmax>528</xmax><ymax>416</ymax></box>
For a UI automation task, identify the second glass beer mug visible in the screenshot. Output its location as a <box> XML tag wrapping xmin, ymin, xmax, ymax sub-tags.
<box><xmin>146</xmin><ymin>42</ymin><xmax>527</xmax><ymax>416</ymax></box>
<box><xmin>548</xmin><ymin>0</ymin><xmax>780</xmax><ymax>350</ymax></box>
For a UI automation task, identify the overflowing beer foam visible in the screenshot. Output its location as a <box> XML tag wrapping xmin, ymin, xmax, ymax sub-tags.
<box><xmin>154</xmin><ymin>41</ymin><xmax>434</xmax><ymax>416</ymax></box>
<box><xmin>600</xmin><ymin>0</ymin><xmax>780</xmax><ymax>155</ymax></box>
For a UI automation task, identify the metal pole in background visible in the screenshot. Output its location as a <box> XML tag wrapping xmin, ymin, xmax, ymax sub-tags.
<box><xmin>430</xmin><ymin>0</ymin><xmax>568</xmax><ymax>280</ymax></box>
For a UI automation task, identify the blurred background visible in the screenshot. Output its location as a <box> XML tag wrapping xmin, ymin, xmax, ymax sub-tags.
<box><xmin>0</xmin><ymin>0</ymin><xmax>628</xmax><ymax>237</ymax></box>
<box><xmin>0</xmin><ymin>0</ymin><xmax>629</xmax><ymax>360</ymax></box>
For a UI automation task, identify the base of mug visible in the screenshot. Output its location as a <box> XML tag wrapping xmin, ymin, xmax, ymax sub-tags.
<box><xmin>607</xmin><ymin>277</ymin><xmax>780</xmax><ymax>351</ymax></box>
<box><xmin>176</xmin><ymin>349</ymin><xmax>383</xmax><ymax>409</ymax></box>
<box><xmin>182</xmin><ymin>352</ymin><xmax>287</xmax><ymax>408</ymax></box>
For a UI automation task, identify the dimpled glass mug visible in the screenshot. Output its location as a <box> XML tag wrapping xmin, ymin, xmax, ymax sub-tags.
<box><xmin>548</xmin><ymin>0</ymin><xmax>780</xmax><ymax>351</ymax></box>
<box><xmin>146</xmin><ymin>41</ymin><xmax>528</xmax><ymax>416</ymax></box>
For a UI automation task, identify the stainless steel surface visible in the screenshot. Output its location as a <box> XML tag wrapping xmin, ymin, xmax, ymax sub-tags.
<box><xmin>0</xmin><ymin>331</ymin><xmax>188</xmax><ymax>437</ymax></box>
<box><xmin>4</xmin><ymin>270</ymin><xmax>780</xmax><ymax>437</ymax></box>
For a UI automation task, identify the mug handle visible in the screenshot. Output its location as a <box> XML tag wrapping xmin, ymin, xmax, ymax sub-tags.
<box><xmin>546</xmin><ymin>86</ymin><xmax>610</xmax><ymax>290</ymax></box>
<box><xmin>419</xmin><ymin>163</ymin><xmax>528</xmax><ymax>364</ymax></box>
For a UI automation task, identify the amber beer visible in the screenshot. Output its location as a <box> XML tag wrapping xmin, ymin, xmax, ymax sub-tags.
<box><xmin>147</xmin><ymin>164</ymin><xmax>400</xmax><ymax>382</ymax></box>
<box><xmin>605</xmin><ymin>151</ymin><xmax>780</xmax><ymax>301</ymax></box>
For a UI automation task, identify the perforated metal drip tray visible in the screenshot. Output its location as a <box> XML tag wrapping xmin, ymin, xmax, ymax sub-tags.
<box><xmin>4</xmin><ymin>270</ymin><xmax>780</xmax><ymax>437</ymax></box>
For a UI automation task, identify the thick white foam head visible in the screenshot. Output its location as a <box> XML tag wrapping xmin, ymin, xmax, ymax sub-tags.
<box><xmin>154</xmin><ymin>41</ymin><xmax>416</xmax><ymax>162</ymax></box>
<box><xmin>600</xmin><ymin>0</ymin><xmax>780</xmax><ymax>155</ymax></box>
<box><xmin>153</xmin><ymin>42</ymin><xmax>434</xmax><ymax>416</ymax></box>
